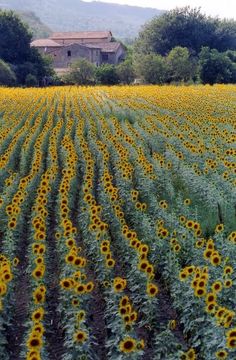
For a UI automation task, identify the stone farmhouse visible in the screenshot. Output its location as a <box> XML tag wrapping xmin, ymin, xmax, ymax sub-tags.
<box><xmin>31</xmin><ymin>31</ymin><xmax>126</xmax><ymax>75</ymax></box>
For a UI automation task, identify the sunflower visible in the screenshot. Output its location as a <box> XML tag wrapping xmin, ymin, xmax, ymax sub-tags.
<box><xmin>194</xmin><ymin>286</ymin><xmax>206</xmax><ymax>298</ymax></box>
<box><xmin>130</xmin><ymin>311</ymin><xmax>137</xmax><ymax>322</ymax></box>
<box><xmin>179</xmin><ymin>271</ymin><xmax>188</xmax><ymax>281</ymax></box>
<box><xmin>215</xmin><ymin>224</ymin><xmax>224</xmax><ymax>233</ymax></box>
<box><xmin>211</xmin><ymin>281</ymin><xmax>222</xmax><ymax>293</ymax></box>
<box><xmin>72</xmin><ymin>298</ymin><xmax>80</xmax><ymax>307</ymax></box>
<box><xmin>13</xmin><ymin>257</ymin><xmax>20</xmax><ymax>266</ymax></box>
<box><xmin>0</xmin><ymin>282</ymin><xmax>7</xmax><ymax>296</ymax></box>
<box><xmin>184</xmin><ymin>198</ymin><xmax>191</xmax><ymax>206</ymax></box>
<box><xmin>76</xmin><ymin>310</ymin><xmax>86</xmax><ymax>322</ymax></box>
<box><xmin>205</xmin><ymin>302</ymin><xmax>217</xmax><ymax>314</ymax></box>
<box><xmin>203</xmin><ymin>249</ymin><xmax>213</xmax><ymax>260</ymax></box>
<box><xmin>173</xmin><ymin>243</ymin><xmax>181</xmax><ymax>253</ymax></box>
<box><xmin>224</xmin><ymin>279</ymin><xmax>233</xmax><ymax>288</ymax></box>
<box><xmin>187</xmin><ymin>348</ymin><xmax>196</xmax><ymax>359</ymax></box>
<box><xmin>65</xmin><ymin>254</ymin><xmax>76</xmax><ymax>264</ymax></box>
<box><xmin>224</xmin><ymin>266</ymin><xmax>233</xmax><ymax>276</ymax></box>
<box><xmin>215</xmin><ymin>349</ymin><xmax>228</xmax><ymax>359</ymax></box>
<box><xmin>119</xmin><ymin>337</ymin><xmax>137</xmax><ymax>353</ymax></box>
<box><xmin>226</xmin><ymin>329</ymin><xmax>236</xmax><ymax>338</ymax></box>
<box><xmin>136</xmin><ymin>339</ymin><xmax>145</xmax><ymax>350</ymax></box>
<box><xmin>33</xmin><ymin>322</ymin><xmax>45</xmax><ymax>336</ymax></box>
<box><xmin>168</xmin><ymin>319</ymin><xmax>177</xmax><ymax>330</ymax></box>
<box><xmin>27</xmin><ymin>336</ymin><xmax>42</xmax><ymax>350</ymax></box>
<box><xmin>32</xmin><ymin>268</ymin><xmax>44</xmax><ymax>280</ymax></box>
<box><xmin>147</xmin><ymin>283</ymin><xmax>158</xmax><ymax>297</ymax></box>
<box><xmin>66</xmin><ymin>238</ymin><xmax>76</xmax><ymax>248</ymax></box>
<box><xmin>210</xmin><ymin>253</ymin><xmax>221</xmax><ymax>266</ymax></box>
<box><xmin>216</xmin><ymin>310</ymin><xmax>227</xmax><ymax>327</ymax></box>
<box><xmin>106</xmin><ymin>258</ymin><xmax>115</xmax><ymax>268</ymax></box>
<box><xmin>186</xmin><ymin>220</ymin><xmax>194</xmax><ymax>229</ymax></box>
<box><xmin>119</xmin><ymin>306</ymin><xmax>128</xmax><ymax>316</ymax></box>
<box><xmin>35</xmin><ymin>256</ymin><xmax>44</xmax><ymax>265</ymax></box>
<box><xmin>193</xmin><ymin>222</ymin><xmax>200</xmax><ymax>231</ymax></box>
<box><xmin>120</xmin><ymin>296</ymin><xmax>129</xmax><ymax>307</ymax></box>
<box><xmin>103</xmin><ymin>280</ymin><xmax>110</xmax><ymax>288</ymax></box>
<box><xmin>75</xmin><ymin>283</ymin><xmax>85</xmax><ymax>295</ymax></box>
<box><xmin>100</xmin><ymin>245</ymin><xmax>109</xmax><ymax>254</ymax></box>
<box><xmin>60</xmin><ymin>278</ymin><xmax>74</xmax><ymax>290</ymax></box>
<box><xmin>179</xmin><ymin>215</ymin><xmax>186</xmax><ymax>223</ymax></box>
<box><xmin>186</xmin><ymin>266</ymin><xmax>195</xmax><ymax>275</ymax></box>
<box><xmin>226</xmin><ymin>337</ymin><xmax>236</xmax><ymax>349</ymax></box>
<box><xmin>26</xmin><ymin>350</ymin><xmax>41</xmax><ymax>360</ymax></box>
<box><xmin>85</xmin><ymin>281</ymin><xmax>94</xmax><ymax>292</ymax></box>
<box><xmin>136</xmin><ymin>260</ymin><xmax>148</xmax><ymax>274</ymax></box>
<box><xmin>32</xmin><ymin>307</ymin><xmax>44</xmax><ymax>322</ymax></box>
<box><xmin>33</xmin><ymin>290</ymin><xmax>45</xmax><ymax>304</ymax></box>
<box><xmin>139</xmin><ymin>244</ymin><xmax>149</xmax><ymax>254</ymax></box>
<box><xmin>113</xmin><ymin>277</ymin><xmax>126</xmax><ymax>292</ymax></box>
<box><xmin>135</xmin><ymin>202</ymin><xmax>142</xmax><ymax>210</ymax></box>
<box><xmin>206</xmin><ymin>292</ymin><xmax>216</xmax><ymax>304</ymax></box>
<box><xmin>73</xmin><ymin>330</ymin><xmax>88</xmax><ymax>343</ymax></box>
<box><xmin>141</xmin><ymin>203</ymin><xmax>147</xmax><ymax>211</ymax></box>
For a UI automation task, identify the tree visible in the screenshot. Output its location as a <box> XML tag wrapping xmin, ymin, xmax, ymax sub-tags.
<box><xmin>0</xmin><ymin>10</ymin><xmax>32</xmax><ymax>64</ymax></box>
<box><xmin>167</xmin><ymin>47</ymin><xmax>195</xmax><ymax>82</ymax></box>
<box><xmin>95</xmin><ymin>64</ymin><xmax>119</xmax><ymax>85</ymax></box>
<box><xmin>213</xmin><ymin>19</ymin><xmax>236</xmax><ymax>52</ymax></box>
<box><xmin>199</xmin><ymin>47</ymin><xmax>236</xmax><ymax>84</ymax></box>
<box><xmin>116</xmin><ymin>60</ymin><xmax>135</xmax><ymax>84</ymax></box>
<box><xmin>25</xmin><ymin>73</ymin><xmax>38</xmax><ymax>87</ymax></box>
<box><xmin>136</xmin><ymin>54</ymin><xmax>169</xmax><ymax>84</ymax></box>
<box><xmin>66</xmin><ymin>58</ymin><xmax>96</xmax><ymax>85</ymax></box>
<box><xmin>134</xmin><ymin>7</ymin><xmax>236</xmax><ymax>57</ymax></box>
<box><xmin>0</xmin><ymin>10</ymin><xmax>54</xmax><ymax>86</ymax></box>
<box><xmin>0</xmin><ymin>59</ymin><xmax>16</xmax><ymax>86</ymax></box>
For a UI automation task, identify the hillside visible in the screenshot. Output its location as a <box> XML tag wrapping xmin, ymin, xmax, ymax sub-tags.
<box><xmin>0</xmin><ymin>0</ymin><xmax>164</xmax><ymax>40</ymax></box>
<box><xmin>18</xmin><ymin>11</ymin><xmax>52</xmax><ymax>39</ymax></box>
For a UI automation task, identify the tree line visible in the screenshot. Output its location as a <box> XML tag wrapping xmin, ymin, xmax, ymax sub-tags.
<box><xmin>0</xmin><ymin>10</ymin><xmax>53</xmax><ymax>87</ymax></box>
<box><xmin>1</xmin><ymin>7</ymin><xmax>236</xmax><ymax>86</ymax></box>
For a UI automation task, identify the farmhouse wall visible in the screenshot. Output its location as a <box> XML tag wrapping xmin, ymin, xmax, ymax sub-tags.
<box><xmin>51</xmin><ymin>44</ymin><xmax>101</xmax><ymax>68</ymax></box>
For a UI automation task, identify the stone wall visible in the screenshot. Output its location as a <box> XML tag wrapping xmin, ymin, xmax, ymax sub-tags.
<box><xmin>50</xmin><ymin>44</ymin><xmax>101</xmax><ymax>68</ymax></box>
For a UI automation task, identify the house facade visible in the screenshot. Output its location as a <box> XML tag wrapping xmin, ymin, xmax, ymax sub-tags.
<box><xmin>31</xmin><ymin>31</ymin><xmax>125</xmax><ymax>74</ymax></box>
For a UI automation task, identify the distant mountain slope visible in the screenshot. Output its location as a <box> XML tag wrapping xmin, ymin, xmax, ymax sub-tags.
<box><xmin>18</xmin><ymin>11</ymin><xmax>52</xmax><ymax>39</ymax></box>
<box><xmin>0</xmin><ymin>0</ymin><xmax>164</xmax><ymax>40</ymax></box>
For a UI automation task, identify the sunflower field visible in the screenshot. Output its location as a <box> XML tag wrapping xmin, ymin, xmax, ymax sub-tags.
<box><xmin>0</xmin><ymin>85</ymin><xmax>235</xmax><ymax>360</ymax></box>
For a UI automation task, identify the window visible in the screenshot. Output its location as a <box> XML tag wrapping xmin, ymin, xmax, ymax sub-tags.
<box><xmin>67</xmin><ymin>50</ymin><xmax>71</xmax><ymax>57</ymax></box>
<box><xmin>102</xmin><ymin>54</ymin><xmax>109</xmax><ymax>62</ymax></box>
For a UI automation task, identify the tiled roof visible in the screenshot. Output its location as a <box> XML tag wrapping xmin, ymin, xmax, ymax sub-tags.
<box><xmin>50</xmin><ymin>31</ymin><xmax>112</xmax><ymax>40</ymax></box>
<box><xmin>30</xmin><ymin>39</ymin><xmax>62</xmax><ymax>47</ymax></box>
<box><xmin>86</xmin><ymin>42</ymin><xmax>121</xmax><ymax>53</ymax></box>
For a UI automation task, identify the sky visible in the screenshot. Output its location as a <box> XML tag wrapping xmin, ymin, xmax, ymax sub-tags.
<box><xmin>84</xmin><ymin>0</ymin><xmax>236</xmax><ymax>19</ymax></box>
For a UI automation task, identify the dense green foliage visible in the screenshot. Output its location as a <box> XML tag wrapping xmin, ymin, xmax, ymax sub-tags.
<box><xmin>0</xmin><ymin>10</ymin><xmax>32</xmax><ymax>64</ymax></box>
<box><xmin>0</xmin><ymin>10</ymin><xmax>53</xmax><ymax>86</ymax></box>
<box><xmin>66</xmin><ymin>58</ymin><xmax>135</xmax><ymax>85</ymax></box>
<box><xmin>116</xmin><ymin>59</ymin><xmax>135</xmax><ymax>85</ymax></box>
<box><xmin>135</xmin><ymin>7</ymin><xmax>236</xmax><ymax>56</ymax></box>
<box><xmin>95</xmin><ymin>64</ymin><xmax>119</xmax><ymax>85</ymax></box>
<box><xmin>199</xmin><ymin>47</ymin><xmax>236</xmax><ymax>85</ymax></box>
<box><xmin>0</xmin><ymin>59</ymin><xmax>16</xmax><ymax>85</ymax></box>
<box><xmin>135</xmin><ymin>54</ymin><xmax>169</xmax><ymax>84</ymax></box>
<box><xmin>66</xmin><ymin>58</ymin><xmax>96</xmax><ymax>85</ymax></box>
<box><xmin>133</xmin><ymin>7</ymin><xmax>236</xmax><ymax>85</ymax></box>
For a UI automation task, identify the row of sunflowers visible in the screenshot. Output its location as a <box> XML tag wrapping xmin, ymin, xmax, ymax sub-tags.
<box><xmin>0</xmin><ymin>84</ymin><xmax>235</xmax><ymax>359</ymax></box>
